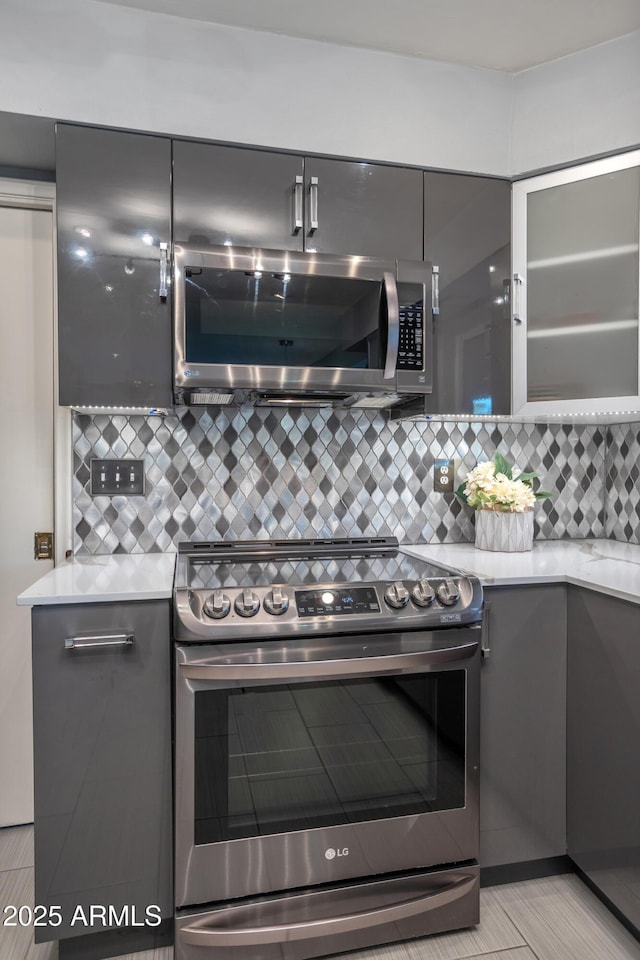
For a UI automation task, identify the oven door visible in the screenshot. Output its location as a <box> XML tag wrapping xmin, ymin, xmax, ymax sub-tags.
<box><xmin>175</xmin><ymin>627</ymin><xmax>479</xmax><ymax>908</ymax></box>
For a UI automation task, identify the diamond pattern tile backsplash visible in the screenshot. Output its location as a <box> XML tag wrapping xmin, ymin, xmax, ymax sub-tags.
<box><xmin>72</xmin><ymin>408</ymin><xmax>607</xmax><ymax>554</ymax></box>
<box><xmin>605</xmin><ymin>422</ymin><xmax>640</xmax><ymax>543</ymax></box>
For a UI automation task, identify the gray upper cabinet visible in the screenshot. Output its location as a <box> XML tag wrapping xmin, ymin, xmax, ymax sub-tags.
<box><xmin>424</xmin><ymin>172</ymin><xmax>511</xmax><ymax>416</ymax></box>
<box><xmin>303</xmin><ymin>156</ymin><xmax>423</xmax><ymax>259</ymax></box>
<box><xmin>57</xmin><ymin>124</ymin><xmax>172</xmax><ymax>407</ymax></box>
<box><xmin>32</xmin><ymin>600</ymin><xmax>172</xmax><ymax>949</ymax></box>
<box><xmin>172</xmin><ymin>140</ymin><xmax>423</xmax><ymax>259</ymax></box>
<box><xmin>173</xmin><ymin>141</ymin><xmax>304</xmax><ymax>251</ymax></box>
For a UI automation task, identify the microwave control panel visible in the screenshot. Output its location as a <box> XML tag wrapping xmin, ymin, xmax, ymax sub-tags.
<box><xmin>397</xmin><ymin>304</ymin><xmax>424</xmax><ymax>370</ymax></box>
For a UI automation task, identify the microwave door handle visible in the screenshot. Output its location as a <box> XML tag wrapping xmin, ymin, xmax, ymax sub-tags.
<box><xmin>383</xmin><ymin>271</ymin><xmax>400</xmax><ymax>380</ymax></box>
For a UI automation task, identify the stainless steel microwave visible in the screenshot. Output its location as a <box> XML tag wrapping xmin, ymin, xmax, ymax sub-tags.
<box><xmin>173</xmin><ymin>243</ymin><xmax>433</xmax><ymax>408</ymax></box>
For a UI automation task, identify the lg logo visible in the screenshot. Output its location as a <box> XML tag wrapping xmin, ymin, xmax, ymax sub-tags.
<box><xmin>324</xmin><ymin>847</ymin><xmax>349</xmax><ymax>861</ymax></box>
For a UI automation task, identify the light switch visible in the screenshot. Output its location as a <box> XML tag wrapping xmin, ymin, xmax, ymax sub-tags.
<box><xmin>90</xmin><ymin>459</ymin><xmax>145</xmax><ymax>496</ymax></box>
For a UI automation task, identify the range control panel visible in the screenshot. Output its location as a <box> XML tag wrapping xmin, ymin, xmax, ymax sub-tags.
<box><xmin>296</xmin><ymin>587</ymin><xmax>380</xmax><ymax>617</ymax></box>
<box><xmin>175</xmin><ymin>577</ymin><xmax>483</xmax><ymax>642</ymax></box>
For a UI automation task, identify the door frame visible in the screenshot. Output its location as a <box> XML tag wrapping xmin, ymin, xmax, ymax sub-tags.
<box><xmin>0</xmin><ymin>177</ymin><xmax>72</xmax><ymax>563</ymax></box>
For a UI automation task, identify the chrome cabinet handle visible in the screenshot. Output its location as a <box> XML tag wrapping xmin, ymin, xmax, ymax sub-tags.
<box><xmin>308</xmin><ymin>176</ymin><xmax>319</xmax><ymax>234</ymax></box>
<box><xmin>159</xmin><ymin>242</ymin><xmax>169</xmax><ymax>302</ymax></box>
<box><xmin>292</xmin><ymin>176</ymin><xmax>303</xmax><ymax>235</ymax></box>
<box><xmin>512</xmin><ymin>272</ymin><xmax>523</xmax><ymax>324</ymax></box>
<box><xmin>481</xmin><ymin>601</ymin><xmax>490</xmax><ymax>658</ymax></box>
<box><xmin>382</xmin><ymin>271</ymin><xmax>400</xmax><ymax>380</ymax></box>
<box><xmin>179</xmin><ymin>874</ymin><xmax>477</xmax><ymax>946</ymax></box>
<box><xmin>432</xmin><ymin>265</ymin><xmax>440</xmax><ymax>316</ymax></box>
<box><xmin>64</xmin><ymin>633</ymin><xmax>134</xmax><ymax>650</ymax></box>
<box><xmin>179</xmin><ymin>638</ymin><xmax>478</xmax><ymax>681</ymax></box>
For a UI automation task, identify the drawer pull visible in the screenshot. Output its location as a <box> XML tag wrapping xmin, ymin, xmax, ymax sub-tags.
<box><xmin>64</xmin><ymin>633</ymin><xmax>134</xmax><ymax>650</ymax></box>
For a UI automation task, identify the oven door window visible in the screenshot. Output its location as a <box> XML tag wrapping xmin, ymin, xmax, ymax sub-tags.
<box><xmin>184</xmin><ymin>267</ymin><xmax>385</xmax><ymax>369</ymax></box>
<box><xmin>194</xmin><ymin>672</ymin><xmax>466</xmax><ymax>845</ymax></box>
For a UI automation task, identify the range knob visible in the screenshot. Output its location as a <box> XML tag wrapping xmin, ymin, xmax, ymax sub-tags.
<box><xmin>263</xmin><ymin>587</ymin><xmax>289</xmax><ymax>616</ymax></box>
<box><xmin>412</xmin><ymin>580</ymin><xmax>436</xmax><ymax>607</ymax></box>
<box><xmin>384</xmin><ymin>581</ymin><xmax>410</xmax><ymax>609</ymax></box>
<box><xmin>234</xmin><ymin>589</ymin><xmax>260</xmax><ymax>618</ymax></box>
<box><xmin>436</xmin><ymin>579</ymin><xmax>460</xmax><ymax>607</ymax></box>
<box><xmin>203</xmin><ymin>590</ymin><xmax>231</xmax><ymax>619</ymax></box>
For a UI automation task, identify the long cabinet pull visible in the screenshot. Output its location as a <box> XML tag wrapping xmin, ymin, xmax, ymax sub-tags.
<box><xmin>432</xmin><ymin>265</ymin><xmax>440</xmax><ymax>316</ymax></box>
<box><xmin>64</xmin><ymin>633</ymin><xmax>134</xmax><ymax>651</ymax></box>
<box><xmin>512</xmin><ymin>272</ymin><xmax>523</xmax><ymax>324</ymax></box>
<box><xmin>180</xmin><ymin>874</ymin><xmax>477</xmax><ymax>946</ymax></box>
<box><xmin>308</xmin><ymin>176</ymin><xmax>319</xmax><ymax>234</ymax></box>
<box><xmin>292</xmin><ymin>176</ymin><xmax>303</xmax><ymax>235</ymax></box>
<box><xmin>159</xmin><ymin>242</ymin><xmax>169</xmax><ymax>302</ymax></box>
<box><xmin>481</xmin><ymin>601</ymin><xmax>490</xmax><ymax>658</ymax></box>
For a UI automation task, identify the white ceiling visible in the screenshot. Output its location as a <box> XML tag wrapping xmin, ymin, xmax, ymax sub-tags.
<box><xmin>98</xmin><ymin>0</ymin><xmax>640</xmax><ymax>72</ymax></box>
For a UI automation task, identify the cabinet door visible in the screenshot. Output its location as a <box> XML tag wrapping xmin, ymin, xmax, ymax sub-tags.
<box><xmin>173</xmin><ymin>140</ymin><xmax>304</xmax><ymax>250</ymax></box>
<box><xmin>567</xmin><ymin>587</ymin><xmax>640</xmax><ymax>934</ymax></box>
<box><xmin>32</xmin><ymin>601</ymin><xmax>172</xmax><ymax>945</ymax></box>
<box><xmin>512</xmin><ymin>150</ymin><xmax>640</xmax><ymax>416</ymax></box>
<box><xmin>57</xmin><ymin>125</ymin><xmax>172</xmax><ymax>407</ymax></box>
<box><xmin>303</xmin><ymin>157</ymin><xmax>423</xmax><ymax>259</ymax></box>
<box><xmin>424</xmin><ymin>173</ymin><xmax>511</xmax><ymax>416</ymax></box>
<box><xmin>480</xmin><ymin>585</ymin><xmax>567</xmax><ymax>869</ymax></box>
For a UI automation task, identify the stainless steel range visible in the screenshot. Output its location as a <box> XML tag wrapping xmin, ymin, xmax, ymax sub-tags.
<box><xmin>173</xmin><ymin>537</ymin><xmax>483</xmax><ymax>960</ymax></box>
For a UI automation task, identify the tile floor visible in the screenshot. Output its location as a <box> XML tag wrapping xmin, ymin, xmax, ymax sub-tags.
<box><xmin>1</xmin><ymin>825</ymin><xmax>640</xmax><ymax>960</ymax></box>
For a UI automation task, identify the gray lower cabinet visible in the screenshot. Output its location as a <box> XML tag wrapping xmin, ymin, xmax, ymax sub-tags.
<box><xmin>173</xmin><ymin>139</ymin><xmax>423</xmax><ymax>259</ymax></box>
<box><xmin>424</xmin><ymin>172</ymin><xmax>511</xmax><ymax>416</ymax></box>
<box><xmin>31</xmin><ymin>600</ymin><xmax>172</xmax><ymax>951</ymax></box>
<box><xmin>480</xmin><ymin>585</ymin><xmax>567</xmax><ymax>868</ymax></box>
<box><xmin>567</xmin><ymin>587</ymin><xmax>640</xmax><ymax>934</ymax></box>
<box><xmin>57</xmin><ymin>124</ymin><xmax>172</xmax><ymax>407</ymax></box>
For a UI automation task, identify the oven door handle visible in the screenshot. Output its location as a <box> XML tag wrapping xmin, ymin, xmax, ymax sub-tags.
<box><xmin>179</xmin><ymin>873</ymin><xmax>476</xmax><ymax>946</ymax></box>
<box><xmin>178</xmin><ymin>637</ymin><xmax>478</xmax><ymax>681</ymax></box>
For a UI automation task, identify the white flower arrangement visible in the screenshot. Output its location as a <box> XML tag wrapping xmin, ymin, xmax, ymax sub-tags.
<box><xmin>455</xmin><ymin>453</ymin><xmax>552</xmax><ymax>513</ymax></box>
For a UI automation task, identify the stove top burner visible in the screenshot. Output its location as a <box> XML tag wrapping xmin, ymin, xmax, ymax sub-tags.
<box><xmin>173</xmin><ymin>537</ymin><xmax>483</xmax><ymax>643</ymax></box>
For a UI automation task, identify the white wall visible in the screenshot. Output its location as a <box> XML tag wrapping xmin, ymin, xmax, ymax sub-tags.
<box><xmin>511</xmin><ymin>30</ymin><xmax>640</xmax><ymax>174</ymax></box>
<box><xmin>0</xmin><ymin>0</ymin><xmax>513</xmax><ymax>174</ymax></box>
<box><xmin>1</xmin><ymin>1</ymin><xmax>639</xmax><ymax>177</ymax></box>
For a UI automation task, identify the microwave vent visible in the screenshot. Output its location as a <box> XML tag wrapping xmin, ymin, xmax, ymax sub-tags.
<box><xmin>255</xmin><ymin>392</ymin><xmax>342</xmax><ymax>408</ymax></box>
<box><xmin>351</xmin><ymin>394</ymin><xmax>403</xmax><ymax>409</ymax></box>
<box><xmin>187</xmin><ymin>392</ymin><xmax>234</xmax><ymax>405</ymax></box>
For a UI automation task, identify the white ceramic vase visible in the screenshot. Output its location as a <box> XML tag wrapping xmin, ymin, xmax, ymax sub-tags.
<box><xmin>475</xmin><ymin>508</ymin><xmax>534</xmax><ymax>552</ymax></box>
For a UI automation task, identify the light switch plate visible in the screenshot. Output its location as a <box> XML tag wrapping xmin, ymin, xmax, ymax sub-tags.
<box><xmin>90</xmin><ymin>459</ymin><xmax>145</xmax><ymax>496</ymax></box>
<box><xmin>434</xmin><ymin>459</ymin><xmax>455</xmax><ymax>493</ymax></box>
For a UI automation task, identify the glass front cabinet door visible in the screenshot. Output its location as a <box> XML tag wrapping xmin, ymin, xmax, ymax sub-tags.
<box><xmin>512</xmin><ymin>150</ymin><xmax>640</xmax><ymax>417</ymax></box>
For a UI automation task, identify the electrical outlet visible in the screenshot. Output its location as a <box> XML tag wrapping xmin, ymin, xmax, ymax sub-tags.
<box><xmin>434</xmin><ymin>459</ymin><xmax>455</xmax><ymax>493</ymax></box>
<box><xmin>90</xmin><ymin>459</ymin><xmax>145</xmax><ymax>496</ymax></box>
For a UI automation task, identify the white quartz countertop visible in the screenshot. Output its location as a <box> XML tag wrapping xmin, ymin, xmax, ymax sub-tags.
<box><xmin>401</xmin><ymin>538</ymin><xmax>640</xmax><ymax>606</ymax></box>
<box><xmin>16</xmin><ymin>553</ymin><xmax>176</xmax><ymax>605</ymax></box>
<box><xmin>17</xmin><ymin>539</ymin><xmax>640</xmax><ymax>608</ymax></box>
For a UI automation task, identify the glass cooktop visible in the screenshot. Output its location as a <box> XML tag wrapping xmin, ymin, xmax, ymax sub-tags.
<box><xmin>177</xmin><ymin>537</ymin><xmax>457</xmax><ymax>591</ymax></box>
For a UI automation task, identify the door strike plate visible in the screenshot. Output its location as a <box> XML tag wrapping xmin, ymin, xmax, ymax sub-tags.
<box><xmin>34</xmin><ymin>531</ymin><xmax>54</xmax><ymax>560</ymax></box>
